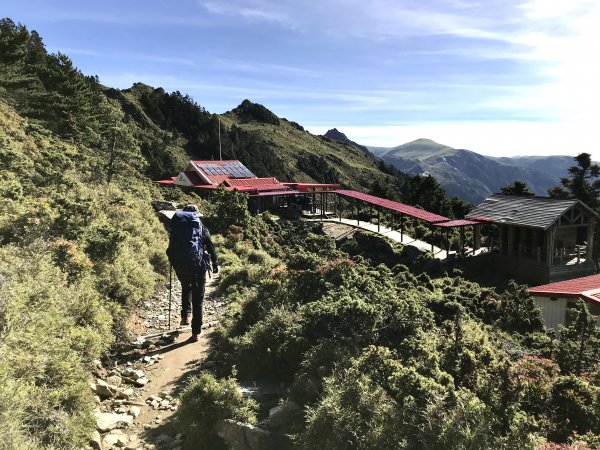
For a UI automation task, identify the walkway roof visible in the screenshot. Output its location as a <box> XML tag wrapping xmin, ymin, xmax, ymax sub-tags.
<box><xmin>335</xmin><ymin>189</ymin><xmax>449</xmax><ymax>224</ymax></box>
<box><xmin>434</xmin><ymin>219</ymin><xmax>481</xmax><ymax>228</ymax></box>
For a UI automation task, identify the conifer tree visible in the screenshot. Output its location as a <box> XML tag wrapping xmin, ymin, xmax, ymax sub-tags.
<box><xmin>555</xmin><ymin>302</ymin><xmax>600</xmax><ymax>375</ymax></box>
<box><xmin>548</xmin><ymin>153</ymin><xmax>600</xmax><ymax>210</ymax></box>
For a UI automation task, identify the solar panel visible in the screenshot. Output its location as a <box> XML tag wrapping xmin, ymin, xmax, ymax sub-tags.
<box><xmin>196</xmin><ymin>161</ymin><xmax>256</xmax><ymax>179</ymax></box>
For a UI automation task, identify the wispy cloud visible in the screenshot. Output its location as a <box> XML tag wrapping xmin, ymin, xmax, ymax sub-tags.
<box><xmin>200</xmin><ymin>0</ymin><xmax>294</xmax><ymax>26</ymax></box>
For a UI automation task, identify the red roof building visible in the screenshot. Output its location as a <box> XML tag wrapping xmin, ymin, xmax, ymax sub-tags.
<box><xmin>529</xmin><ymin>274</ymin><xmax>600</xmax><ymax>330</ymax></box>
<box><xmin>155</xmin><ymin>160</ymin><xmax>342</xmax><ymax>196</ymax></box>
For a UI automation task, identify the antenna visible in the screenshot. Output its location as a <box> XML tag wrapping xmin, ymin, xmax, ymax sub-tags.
<box><xmin>218</xmin><ymin>117</ymin><xmax>222</xmax><ymax>161</ymax></box>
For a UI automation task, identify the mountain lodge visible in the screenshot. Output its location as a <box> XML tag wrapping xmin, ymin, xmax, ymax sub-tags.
<box><xmin>466</xmin><ymin>194</ymin><xmax>599</xmax><ymax>284</ymax></box>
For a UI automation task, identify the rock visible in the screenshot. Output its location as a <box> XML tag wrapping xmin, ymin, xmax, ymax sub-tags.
<box><xmin>91</xmin><ymin>379</ymin><xmax>120</xmax><ymax>398</ymax></box>
<box><xmin>92</xmin><ymin>359</ymin><xmax>103</xmax><ymax>369</ymax></box>
<box><xmin>106</xmin><ymin>375</ymin><xmax>123</xmax><ymax>386</ymax></box>
<box><xmin>134</xmin><ymin>377</ymin><xmax>149</xmax><ymax>387</ymax></box>
<box><xmin>119</xmin><ymin>388</ymin><xmax>134</xmax><ymax>399</ymax></box>
<box><xmin>215</xmin><ymin>419</ymin><xmax>294</xmax><ymax>450</ymax></box>
<box><xmin>123</xmin><ymin>368</ymin><xmax>145</xmax><ymax>380</ymax></box>
<box><xmin>101</xmin><ymin>429</ymin><xmax>128</xmax><ymax>448</ymax></box>
<box><xmin>125</xmin><ymin>440</ymin><xmax>142</xmax><ymax>450</ymax></box>
<box><xmin>152</xmin><ymin>200</ymin><xmax>178</xmax><ymax>211</ymax></box>
<box><xmin>142</xmin><ymin>356</ymin><xmax>151</xmax><ymax>364</ymax></box>
<box><xmin>94</xmin><ymin>411</ymin><xmax>134</xmax><ymax>432</ymax></box>
<box><xmin>90</xmin><ymin>430</ymin><xmax>103</xmax><ymax>450</ymax></box>
<box><xmin>130</xmin><ymin>406</ymin><xmax>141</xmax><ymax>418</ymax></box>
<box><xmin>269</xmin><ymin>401</ymin><xmax>300</xmax><ymax>428</ymax></box>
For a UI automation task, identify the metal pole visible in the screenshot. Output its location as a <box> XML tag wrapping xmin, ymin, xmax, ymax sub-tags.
<box><xmin>168</xmin><ymin>264</ymin><xmax>173</xmax><ymax>330</ymax></box>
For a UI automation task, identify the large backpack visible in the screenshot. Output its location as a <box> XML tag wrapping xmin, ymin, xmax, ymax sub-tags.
<box><xmin>166</xmin><ymin>211</ymin><xmax>206</xmax><ymax>271</ymax></box>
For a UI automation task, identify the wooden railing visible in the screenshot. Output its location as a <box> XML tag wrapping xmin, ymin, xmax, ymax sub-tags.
<box><xmin>499</xmin><ymin>244</ymin><xmax>588</xmax><ymax>266</ymax></box>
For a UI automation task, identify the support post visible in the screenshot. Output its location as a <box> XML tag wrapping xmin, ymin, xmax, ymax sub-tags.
<box><xmin>446</xmin><ymin>229</ymin><xmax>449</xmax><ymax>258</ymax></box>
<box><xmin>430</xmin><ymin>226</ymin><xmax>434</xmax><ymax>253</ymax></box>
<box><xmin>377</xmin><ymin>207</ymin><xmax>381</xmax><ymax>233</ymax></box>
<box><xmin>400</xmin><ymin>214</ymin><xmax>404</xmax><ymax>241</ymax></box>
<box><xmin>587</xmin><ymin>218</ymin><xmax>595</xmax><ymax>261</ymax></box>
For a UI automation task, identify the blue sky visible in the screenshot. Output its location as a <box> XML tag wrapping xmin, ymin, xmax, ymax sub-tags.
<box><xmin>3</xmin><ymin>0</ymin><xmax>599</xmax><ymax>158</ymax></box>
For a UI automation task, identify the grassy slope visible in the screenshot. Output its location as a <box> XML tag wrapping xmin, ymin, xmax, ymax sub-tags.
<box><xmin>218</xmin><ymin>112</ymin><xmax>397</xmax><ymax>190</ymax></box>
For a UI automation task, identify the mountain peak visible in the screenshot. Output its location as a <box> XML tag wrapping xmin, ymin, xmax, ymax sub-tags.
<box><xmin>231</xmin><ymin>99</ymin><xmax>280</xmax><ymax>125</ymax></box>
<box><xmin>324</xmin><ymin>128</ymin><xmax>348</xmax><ymax>141</ymax></box>
<box><xmin>323</xmin><ymin>128</ymin><xmax>369</xmax><ymax>153</ymax></box>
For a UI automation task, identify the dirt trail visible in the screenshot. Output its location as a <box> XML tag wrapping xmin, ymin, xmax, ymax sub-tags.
<box><xmin>94</xmin><ymin>274</ymin><xmax>223</xmax><ymax>450</ymax></box>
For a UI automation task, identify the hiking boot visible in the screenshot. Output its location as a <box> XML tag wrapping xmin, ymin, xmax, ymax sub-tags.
<box><xmin>180</xmin><ymin>315</ymin><xmax>190</xmax><ymax>326</ymax></box>
<box><xmin>188</xmin><ymin>333</ymin><xmax>199</xmax><ymax>343</ymax></box>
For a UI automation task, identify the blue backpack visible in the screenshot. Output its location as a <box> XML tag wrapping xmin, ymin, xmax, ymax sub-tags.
<box><xmin>166</xmin><ymin>211</ymin><xmax>209</xmax><ymax>272</ymax></box>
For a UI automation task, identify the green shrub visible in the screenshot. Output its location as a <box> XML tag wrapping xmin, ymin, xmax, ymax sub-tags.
<box><xmin>0</xmin><ymin>242</ymin><xmax>113</xmax><ymax>448</ymax></box>
<box><xmin>178</xmin><ymin>373</ymin><xmax>258</xmax><ymax>450</ymax></box>
<box><xmin>549</xmin><ymin>376</ymin><xmax>600</xmax><ymax>442</ymax></box>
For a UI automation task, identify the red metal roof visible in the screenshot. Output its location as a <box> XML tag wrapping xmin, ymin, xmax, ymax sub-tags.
<box><xmin>283</xmin><ymin>182</ymin><xmax>341</xmax><ymax>192</ymax></box>
<box><xmin>233</xmin><ymin>184</ymin><xmax>290</xmax><ymax>193</ymax></box>
<box><xmin>434</xmin><ymin>219</ymin><xmax>481</xmax><ymax>228</ymax></box>
<box><xmin>250</xmin><ymin>190</ymin><xmax>304</xmax><ymax>197</ymax></box>
<box><xmin>191</xmin><ymin>160</ymin><xmax>242</xmax><ymax>166</ymax></box>
<box><xmin>209</xmin><ymin>175</ymin><xmax>233</xmax><ymax>185</ymax></box>
<box><xmin>529</xmin><ymin>274</ymin><xmax>600</xmax><ymax>305</ymax></box>
<box><xmin>226</xmin><ymin>177</ymin><xmax>279</xmax><ymax>187</ymax></box>
<box><xmin>335</xmin><ymin>190</ymin><xmax>449</xmax><ymax>224</ymax></box>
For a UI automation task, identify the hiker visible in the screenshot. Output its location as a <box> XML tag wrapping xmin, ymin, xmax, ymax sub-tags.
<box><xmin>166</xmin><ymin>204</ymin><xmax>218</xmax><ymax>342</ymax></box>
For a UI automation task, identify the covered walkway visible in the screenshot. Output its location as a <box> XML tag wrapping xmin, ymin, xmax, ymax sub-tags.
<box><xmin>312</xmin><ymin>217</ymin><xmax>448</xmax><ymax>259</ymax></box>
<box><xmin>329</xmin><ymin>190</ymin><xmax>482</xmax><ymax>258</ymax></box>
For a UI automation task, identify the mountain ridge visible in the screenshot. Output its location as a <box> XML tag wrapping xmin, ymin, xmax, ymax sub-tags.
<box><xmin>366</xmin><ymin>138</ymin><xmax>574</xmax><ymax>204</ymax></box>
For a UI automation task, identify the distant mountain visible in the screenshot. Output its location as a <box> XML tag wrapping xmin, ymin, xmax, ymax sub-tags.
<box><xmin>323</xmin><ymin>128</ymin><xmax>369</xmax><ymax>153</ymax></box>
<box><xmin>369</xmin><ymin>139</ymin><xmax>574</xmax><ymax>204</ymax></box>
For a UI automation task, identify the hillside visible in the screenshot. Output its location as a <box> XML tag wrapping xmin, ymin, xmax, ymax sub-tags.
<box><xmin>322</xmin><ymin>128</ymin><xmax>370</xmax><ymax>153</ymax></box>
<box><xmin>2</xmin><ymin>18</ymin><xmax>600</xmax><ymax>450</ymax></box>
<box><xmin>370</xmin><ymin>138</ymin><xmax>573</xmax><ymax>204</ymax></box>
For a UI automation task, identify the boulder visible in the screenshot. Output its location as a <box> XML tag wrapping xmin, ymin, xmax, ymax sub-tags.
<box><xmin>151</xmin><ymin>200</ymin><xmax>178</xmax><ymax>211</ymax></box>
<box><xmin>91</xmin><ymin>379</ymin><xmax>120</xmax><ymax>398</ymax></box>
<box><xmin>94</xmin><ymin>411</ymin><xmax>134</xmax><ymax>432</ymax></box>
<box><xmin>90</xmin><ymin>430</ymin><xmax>103</xmax><ymax>450</ymax></box>
<box><xmin>214</xmin><ymin>419</ymin><xmax>293</xmax><ymax>450</ymax></box>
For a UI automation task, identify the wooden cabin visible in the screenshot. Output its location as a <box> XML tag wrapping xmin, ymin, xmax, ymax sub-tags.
<box><xmin>466</xmin><ymin>194</ymin><xmax>599</xmax><ymax>284</ymax></box>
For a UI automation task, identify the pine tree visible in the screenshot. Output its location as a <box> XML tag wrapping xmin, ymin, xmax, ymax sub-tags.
<box><xmin>500</xmin><ymin>180</ymin><xmax>535</xmax><ymax>196</ymax></box>
<box><xmin>555</xmin><ymin>301</ymin><xmax>600</xmax><ymax>375</ymax></box>
<box><xmin>548</xmin><ymin>153</ymin><xmax>600</xmax><ymax>210</ymax></box>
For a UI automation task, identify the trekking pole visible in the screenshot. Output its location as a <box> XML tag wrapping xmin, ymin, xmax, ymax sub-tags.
<box><xmin>168</xmin><ymin>264</ymin><xmax>173</xmax><ymax>330</ymax></box>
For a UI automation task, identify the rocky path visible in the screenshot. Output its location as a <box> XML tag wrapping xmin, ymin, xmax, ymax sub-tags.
<box><xmin>90</xmin><ymin>274</ymin><xmax>225</xmax><ymax>450</ymax></box>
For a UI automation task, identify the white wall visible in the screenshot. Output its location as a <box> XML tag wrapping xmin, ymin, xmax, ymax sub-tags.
<box><xmin>533</xmin><ymin>296</ymin><xmax>568</xmax><ymax>331</ymax></box>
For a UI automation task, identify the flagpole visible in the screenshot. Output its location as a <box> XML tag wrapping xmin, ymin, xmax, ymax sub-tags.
<box><xmin>218</xmin><ymin>117</ymin><xmax>222</xmax><ymax>161</ymax></box>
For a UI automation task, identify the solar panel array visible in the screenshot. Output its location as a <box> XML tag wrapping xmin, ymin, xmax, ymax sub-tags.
<box><xmin>196</xmin><ymin>162</ymin><xmax>256</xmax><ymax>179</ymax></box>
